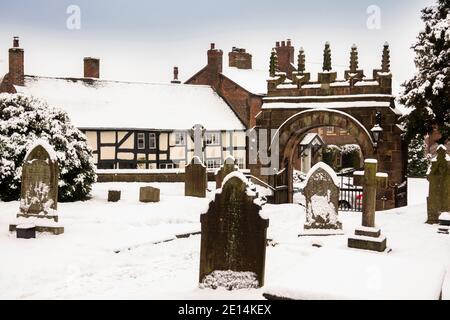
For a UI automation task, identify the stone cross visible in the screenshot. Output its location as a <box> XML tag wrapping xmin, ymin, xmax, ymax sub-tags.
<box><xmin>185</xmin><ymin>156</ymin><xmax>207</xmax><ymax>198</ymax></box>
<box><xmin>353</xmin><ymin>159</ymin><xmax>388</xmax><ymax>228</ymax></box>
<box><xmin>199</xmin><ymin>171</ymin><xmax>269</xmax><ymax>288</ymax></box>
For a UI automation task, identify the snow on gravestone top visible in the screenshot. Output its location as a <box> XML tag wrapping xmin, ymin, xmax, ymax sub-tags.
<box><xmin>302</xmin><ymin>162</ymin><xmax>342</xmax><ymax>232</ymax></box>
<box><xmin>199</xmin><ymin>171</ymin><xmax>269</xmax><ymax>288</ymax></box>
<box><xmin>19</xmin><ymin>140</ymin><xmax>59</xmax><ymax>218</ymax></box>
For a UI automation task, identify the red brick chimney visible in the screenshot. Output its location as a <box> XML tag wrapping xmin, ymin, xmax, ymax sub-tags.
<box><xmin>228</xmin><ymin>47</ymin><xmax>252</xmax><ymax>69</ymax></box>
<box><xmin>207</xmin><ymin>43</ymin><xmax>223</xmax><ymax>74</ymax></box>
<box><xmin>84</xmin><ymin>57</ymin><xmax>100</xmax><ymax>78</ymax></box>
<box><xmin>274</xmin><ymin>39</ymin><xmax>296</xmax><ymax>78</ymax></box>
<box><xmin>8</xmin><ymin>36</ymin><xmax>24</xmax><ymax>86</ymax></box>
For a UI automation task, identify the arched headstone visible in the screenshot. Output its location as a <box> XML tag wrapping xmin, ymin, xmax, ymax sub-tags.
<box><xmin>9</xmin><ymin>140</ymin><xmax>64</xmax><ymax>235</ymax></box>
<box><xmin>199</xmin><ymin>171</ymin><xmax>269</xmax><ymax>289</ymax></box>
<box><xmin>301</xmin><ymin>162</ymin><xmax>343</xmax><ymax>236</ymax></box>
<box><xmin>215</xmin><ymin>155</ymin><xmax>238</xmax><ymax>189</ymax></box>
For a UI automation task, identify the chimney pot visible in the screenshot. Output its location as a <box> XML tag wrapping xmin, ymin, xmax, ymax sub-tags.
<box><xmin>276</xmin><ymin>41</ymin><xmax>280</xmax><ymax>47</ymax></box>
<box><xmin>281</xmin><ymin>41</ymin><xmax>286</xmax><ymax>47</ymax></box>
<box><xmin>171</xmin><ymin>66</ymin><xmax>181</xmax><ymax>84</ymax></box>
<box><xmin>13</xmin><ymin>36</ymin><xmax>19</xmax><ymax>48</ymax></box>
<box><xmin>210</xmin><ymin>43</ymin><xmax>215</xmax><ymax>50</ymax></box>
<box><xmin>84</xmin><ymin>57</ymin><xmax>100</xmax><ymax>79</ymax></box>
<box><xmin>287</xmin><ymin>39</ymin><xmax>291</xmax><ymax>46</ymax></box>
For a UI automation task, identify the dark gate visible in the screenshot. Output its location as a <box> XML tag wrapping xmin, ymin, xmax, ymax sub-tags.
<box><xmin>337</xmin><ymin>170</ymin><xmax>363</xmax><ymax>212</ymax></box>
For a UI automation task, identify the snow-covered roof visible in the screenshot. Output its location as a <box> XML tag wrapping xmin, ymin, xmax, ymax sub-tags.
<box><xmin>221</xmin><ymin>67</ymin><xmax>268</xmax><ymax>95</ymax></box>
<box><xmin>262</xmin><ymin>100</ymin><xmax>392</xmax><ymax>110</ymax></box>
<box><xmin>299</xmin><ymin>133</ymin><xmax>323</xmax><ymax>146</ymax></box>
<box><xmin>15</xmin><ymin>76</ymin><xmax>245</xmax><ymax>131</ymax></box>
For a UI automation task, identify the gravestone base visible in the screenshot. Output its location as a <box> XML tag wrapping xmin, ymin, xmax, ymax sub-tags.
<box><xmin>348</xmin><ymin>227</ymin><xmax>387</xmax><ymax>252</ymax></box>
<box><xmin>438</xmin><ymin>212</ymin><xmax>450</xmax><ymax>226</ymax></box>
<box><xmin>10</xmin><ymin>217</ymin><xmax>64</xmax><ymax>235</ymax></box>
<box><xmin>16</xmin><ymin>213</ymin><xmax>59</xmax><ymax>223</ymax></box>
<box><xmin>16</xmin><ymin>223</ymin><xmax>36</xmax><ymax>239</ymax></box>
<box><xmin>299</xmin><ymin>228</ymin><xmax>345</xmax><ymax>237</ymax></box>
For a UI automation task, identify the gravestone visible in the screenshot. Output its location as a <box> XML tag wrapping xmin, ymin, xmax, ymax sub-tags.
<box><xmin>199</xmin><ymin>171</ymin><xmax>269</xmax><ymax>289</ymax></box>
<box><xmin>301</xmin><ymin>162</ymin><xmax>343</xmax><ymax>236</ymax></box>
<box><xmin>348</xmin><ymin>159</ymin><xmax>388</xmax><ymax>252</ymax></box>
<box><xmin>427</xmin><ymin>145</ymin><xmax>450</xmax><ymax>224</ymax></box>
<box><xmin>215</xmin><ymin>155</ymin><xmax>239</xmax><ymax>189</ymax></box>
<box><xmin>108</xmin><ymin>190</ymin><xmax>121</xmax><ymax>202</ymax></box>
<box><xmin>139</xmin><ymin>186</ymin><xmax>160</xmax><ymax>203</ymax></box>
<box><xmin>9</xmin><ymin>140</ymin><xmax>64</xmax><ymax>235</ymax></box>
<box><xmin>185</xmin><ymin>156</ymin><xmax>207</xmax><ymax>198</ymax></box>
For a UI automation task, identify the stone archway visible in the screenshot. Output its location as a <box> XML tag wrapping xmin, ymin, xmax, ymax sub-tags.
<box><xmin>271</xmin><ymin>109</ymin><xmax>375</xmax><ymax>203</ymax></box>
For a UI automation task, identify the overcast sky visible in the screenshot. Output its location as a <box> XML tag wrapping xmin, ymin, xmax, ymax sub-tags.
<box><xmin>0</xmin><ymin>0</ymin><xmax>436</xmax><ymax>94</ymax></box>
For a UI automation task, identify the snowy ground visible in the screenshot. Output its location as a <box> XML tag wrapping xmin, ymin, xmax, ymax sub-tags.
<box><xmin>0</xmin><ymin>178</ymin><xmax>449</xmax><ymax>300</ymax></box>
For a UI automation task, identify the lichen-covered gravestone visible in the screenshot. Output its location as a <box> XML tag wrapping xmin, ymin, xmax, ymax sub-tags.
<box><xmin>301</xmin><ymin>162</ymin><xmax>343</xmax><ymax>236</ymax></box>
<box><xmin>199</xmin><ymin>171</ymin><xmax>269</xmax><ymax>289</ymax></box>
<box><xmin>185</xmin><ymin>156</ymin><xmax>207</xmax><ymax>198</ymax></box>
<box><xmin>215</xmin><ymin>155</ymin><xmax>239</xmax><ymax>189</ymax></box>
<box><xmin>9</xmin><ymin>140</ymin><xmax>64</xmax><ymax>235</ymax></box>
<box><xmin>139</xmin><ymin>186</ymin><xmax>160</xmax><ymax>203</ymax></box>
<box><xmin>427</xmin><ymin>145</ymin><xmax>450</xmax><ymax>224</ymax></box>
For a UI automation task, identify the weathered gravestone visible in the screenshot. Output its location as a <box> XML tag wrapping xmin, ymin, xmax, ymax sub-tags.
<box><xmin>199</xmin><ymin>171</ymin><xmax>269</xmax><ymax>289</ymax></box>
<box><xmin>348</xmin><ymin>159</ymin><xmax>388</xmax><ymax>252</ymax></box>
<box><xmin>215</xmin><ymin>155</ymin><xmax>239</xmax><ymax>189</ymax></box>
<box><xmin>301</xmin><ymin>162</ymin><xmax>343</xmax><ymax>236</ymax></box>
<box><xmin>427</xmin><ymin>145</ymin><xmax>450</xmax><ymax>224</ymax></box>
<box><xmin>9</xmin><ymin>140</ymin><xmax>64</xmax><ymax>235</ymax></box>
<box><xmin>139</xmin><ymin>186</ymin><xmax>160</xmax><ymax>203</ymax></box>
<box><xmin>108</xmin><ymin>190</ymin><xmax>121</xmax><ymax>202</ymax></box>
<box><xmin>185</xmin><ymin>156</ymin><xmax>207</xmax><ymax>198</ymax></box>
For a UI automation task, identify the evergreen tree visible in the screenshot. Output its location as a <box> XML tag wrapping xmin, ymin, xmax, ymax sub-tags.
<box><xmin>407</xmin><ymin>135</ymin><xmax>430</xmax><ymax>177</ymax></box>
<box><xmin>269</xmin><ymin>49</ymin><xmax>278</xmax><ymax>77</ymax></box>
<box><xmin>323</xmin><ymin>42</ymin><xmax>332</xmax><ymax>72</ymax></box>
<box><xmin>0</xmin><ymin>94</ymin><xmax>97</xmax><ymax>201</ymax></box>
<box><xmin>400</xmin><ymin>0</ymin><xmax>450</xmax><ymax>143</ymax></box>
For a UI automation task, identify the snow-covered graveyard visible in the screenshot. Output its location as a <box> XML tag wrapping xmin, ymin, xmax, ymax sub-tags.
<box><xmin>0</xmin><ymin>177</ymin><xmax>449</xmax><ymax>300</ymax></box>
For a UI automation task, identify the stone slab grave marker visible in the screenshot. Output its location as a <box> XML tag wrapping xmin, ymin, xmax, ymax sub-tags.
<box><xmin>139</xmin><ymin>186</ymin><xmax>160</xmax><ymax>203</ymax></box>
<box><xmin>199</xmin><ymin>171</ymin><xmax>269</xmax><ymax>289</ymax></box>
<box><xmin>427</xmin><ymin>145</ymin><xmax>450</xmax><ymax>224</ymax></box>
<box><xmin>215</xmin><ymin>155</ymin><xmax>239</xmax><ymax>189</ymax></box>
<box><xmin>300</xmin><ymin>162</ymin><xmax>343</xmax><ymax>236</ymax></box>
<box><xmin>108</xmin><ymin>190</ymin><xmax>121</xmax><ymax>202</ymax></box>
<box><xmin>9</xmin><ymin>140</ymin><xmax>64</xmax><ymax>235</ymax></box>
<box><xmin>185</xmin><ymin>156</ymin><xmax>207</xmax><ymax>198</ymax></box>
<box><xmin>348</xmin><ymin>159</ymin><xmax>388</xmax><ymax>252</ymax></box>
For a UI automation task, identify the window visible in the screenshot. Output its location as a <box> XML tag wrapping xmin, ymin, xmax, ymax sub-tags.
<box><xmin>237</xmin><ymin>157</ymin><xmax>245</xmax><ymax>169</ymax></box>
<box><xmin>205</xmin><ymin>132</ymin><xmax>220</xmax><ymax>146</ymax></box>
<box><xmin>326</xmin><ymin>127</ymin><xmax>335</xmax><ymax>135</ymax></box>
<box><xmin>206</xmin><ymin>159</ymin><xmax>221</xmax><ymax>170</ymax></box>
<box><xmin>175</xmin><ymin>132</ymin><xmax>185</xmax><ymax>146</ymax></box>
<box><xmin>160</xmin><ymin>163</ymin><xmax>174</xmax><ymax>169</ymax></box>
<box><xmin>149</xmin><ymin>133</ymin><xmax>156</xmax><ymax>149</ymax></box>
<box><xmin>137</xmin><ymin>133</ymin><xmax>145</xmax><ymax>149</ymax></box>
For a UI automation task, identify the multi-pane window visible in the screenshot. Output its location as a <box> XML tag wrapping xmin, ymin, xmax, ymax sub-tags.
<box><xmin>205</xmin><ymin>132</ymin><xmax>220</xmax><ymax>146</ymax></box>
<box><xmin>237</xmin><ymin>157</ymin><xmax>245</xmax><ymax>169</ymax></box>
<box><xmin>326</xmin><ymin>126</ymin><xmax>335</xmax><ymax>135</ymax></box>
<box><xmin>175</xmin><ymin>132</ymin><xmax>185</xmax><ymax>146</ymax></box>
<box><xmin>149</xmin><ymin>133</ymin><xmax>156</xmax><ymax>149</ymax></box>
<box><xmin>137</xmin><ymin>133</ymin><xmax>145</xmax><ymax>149</ymax></box>
<box><xmin>206</xmin><ymin>159</ymin><xmax>221</xmax><ymax>170</ymax></box>
<box><xmin>160</xmin><ymin>163</ymin><xmax>174</xmax><ymax>169</ymax></box>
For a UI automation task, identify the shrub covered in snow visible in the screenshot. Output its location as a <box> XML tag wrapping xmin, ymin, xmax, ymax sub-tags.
<box><xmin>341</xmin><ymin>144</ymin><xmax>362</xmax><ymax>169</ymax></box>
<box><xmin>408</xmin><ymin>135</ymin><xmax>430</xmax><ymax>177</ymax></box>
<box><xmin>0</xmin><ymin>94</ymin><xmax>96</xmax><ymax>202</ymax></box>
<box><xmin>199</xmin><ymin>270</ymin><xmax>259</xmax><ymax>290</ymax></box>
<box><xmin>322</xmin><ymin>145</ymin><xmax>342</xmax><ymax>170</ymax></box>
